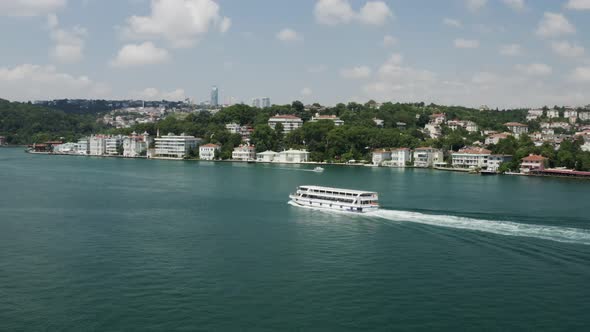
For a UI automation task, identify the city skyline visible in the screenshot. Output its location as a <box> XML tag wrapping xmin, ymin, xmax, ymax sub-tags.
<box><xmin>0</xmin><ymin>0</ymin><xmax>590</xmax><ymax>108</ymax></box>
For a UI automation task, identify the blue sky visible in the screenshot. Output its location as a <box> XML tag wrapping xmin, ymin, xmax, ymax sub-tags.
<box><xmin>0</xmin><ymin>0</ymin><xmax>589</xmax><ymax>108</ymax></box>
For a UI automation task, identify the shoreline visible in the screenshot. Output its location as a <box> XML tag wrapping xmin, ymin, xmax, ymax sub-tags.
<box><xmin>18</xmin><ymin>150</ymin><xmax>590</xmax><ymax>180</ymax></box>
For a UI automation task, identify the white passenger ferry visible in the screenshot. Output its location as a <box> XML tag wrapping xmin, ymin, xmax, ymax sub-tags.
<box><xmin>289</xmin><ymin>185</ymin><xmax>379</xmax><ymax>213</ymax></box>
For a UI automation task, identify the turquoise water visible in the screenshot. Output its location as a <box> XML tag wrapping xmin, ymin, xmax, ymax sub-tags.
<box><xmin>1</xmin><ymin>147</ymin><xmax>589</xmax><ymax>331</ymax></box>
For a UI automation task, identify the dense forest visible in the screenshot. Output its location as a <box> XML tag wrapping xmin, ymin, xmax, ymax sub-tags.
<box><xmin>0</xmin><ymin>99</ymin><xmax>106</xmax><ymax>144</ymax></box>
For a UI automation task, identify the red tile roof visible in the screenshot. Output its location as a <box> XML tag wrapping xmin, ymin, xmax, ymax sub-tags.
<box><xmin>505</xmin><ymin>122</ymin><xmax>527</xmax><ymax>127</ymax></box>
<box><xmin>521</xmin><ymin>154</ymin><xmax>547</xmax><ymax>162</ymax></box>
<box><xmin>270</xmin><ymin>115</ymin><xmax>301</xmax><ymax>120</ymax></box>
<box><xmin>456</xmin><ymin>147</ymin><xmax>491</xmax><ymax>154</ymax></box>
<box><xmin>201</xmin><ymin>143</ymin><xmax>220</xmax><ymax>148</ymax></box>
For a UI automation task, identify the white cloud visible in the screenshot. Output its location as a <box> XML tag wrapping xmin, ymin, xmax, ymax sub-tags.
<box><xmin>314</xmin><ymin>0</ymin><xmax>392</xmax><ymax>26</ymax></box>
<box><xmin>47</xmin><ymin>14</ymin><xmax>87</xmax><ymax>63</ymax></box>
<box><xmin>357</xmin><ymin>1</ymin><xmax>393</xmax><ymax>25</ymax></box>
<box><xmin>443</xmin><ymin>18</ymin><xmax>462</xmax><ymax>28</ymax></box>
<box><xmin>499</xmin><ymin>44</ymin><xmax>523</xmax><ymax>56</ymax></box>
<box><xmin>122</xmin><ymin>0</ymin><xmax>231</xmax><ymax>48</ymax></box>
<box><xmin>0</xmin><ymin>0</ymin><xmax>66</xmax><ymax>16</ymax></box>
<box><xmin>551</xmin><ymin>41</ymin><xmax>585</xmax><ymax>57</ymax></box>
<box><xmin>0</xmin><ymin>64</ymin><xmax>109</xmax><ymax>101</ymax></box>
<box><xmin>502</xmin><ymin>0</ymin><xmax>525</xmax><ymax>11</ymax></box>
<box><xmin>111</xmin><ymin>42</ymin><xmax>170</xmax><ymax>67</ymax></box>
<box><xmin>301</xmin><ymin>87</ymin><xmax>313</xmax><ymax>96</ymax></box>
<box><xmin>515</xmin><ymin>63</ymin><xmax>552</xmax><ymax>76</ymax></box>
<box><xmin>340</xmin><ymin>66</ymin><xmax>371</xmax><ymax>79</ymax></box>
<box><xmin>565</xmin><ymin>0</ymin><xmax>590</xmax><ymax>10</ymax></box>
<box><xmin>134</xmin><ymin>87</ymin><xmax>186</xmax><ymax>100</ymax></box>
<box><xmin>382</xmin><ymin>35</ymin><xmax>397</xmax><ymax>47</ymax></box>
<box><xmin>276</xmin><ymin>28</ymin><xmax>303</xmax><ymax>42</ymax></box>
<box><xmin>465</xmin><ymin>0</ymin><xmax>487</xmax><ymax>12</ymax></box>
<box><xmin>536</xmin><ymin>12</ymin><xmax>575</xmax><ymax>38</ymax></box>
<box><xmin>570</xmin><ymin>66</ymin><xmax>590</xmax><ymax>81</ymax></box>
<box><xmin>454</xmin><ymin>38</ymin><xmax>479</xmax><ymax>49</ymax></box>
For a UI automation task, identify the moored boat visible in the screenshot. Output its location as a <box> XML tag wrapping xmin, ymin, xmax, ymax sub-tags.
<box><xmin>289</xmin><ymin>185</ymin><xmax>379</xmax><ymax>213</ymax></box>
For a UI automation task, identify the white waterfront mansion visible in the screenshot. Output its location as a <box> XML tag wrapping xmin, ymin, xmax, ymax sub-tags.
<box><xmin>199</xmin><ymin>143</ymin><xmax>221</xmax><ymax>160</ymax></box>
<box><xmin>153</xmin><ymin>133</ymin><xmax>200</xmax><ymax>159</ymax></box>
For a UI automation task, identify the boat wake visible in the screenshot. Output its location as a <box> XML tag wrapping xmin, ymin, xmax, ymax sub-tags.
<box><xmin>367</xmin><ymin>209</ymin><xmax>590</xmax><ymax>245</ymax></box>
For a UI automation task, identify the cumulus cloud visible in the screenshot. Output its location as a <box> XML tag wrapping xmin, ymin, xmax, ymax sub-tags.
<box><xmin>314</xmin><ymin>0</ymin><xmax>392</xmax><ymax>26</ymax></box>
<box><xmin>276</xmin><ymin>28</ymin><xmax>303</xmax><ymax>43</ymax></box>
<box><xmin>122</xmin><ymin>0</ymin><xmax>231</xmax><ymax>48</ymax></box>
<box><xmin>133</xmin><ymin>87</ymin><xmax>186</xmax><ymax>100</ymax></box>
<box><xmin>502</xmin><ymin>0</ymin><xmax>525</xmax><ymax>11</ymax></box>
<box><xmin>465</xmin><ymin>0</ymin><xmax>487</xmax><ymax>12</ymax></box>
<box><xmin>301</xmin><ymin>87</ymin><xmax>313</xmax><ymax>96</ymax></box>
<box><xmin>0</xmin><ymin>0</ymin><xmax>66</xmax><ymax>16</ymax></box>
<box><xmin>357</xmin><ymin>1</ymin><xmax>393</xmax><ymax>25</ymax></box>
<box><xmin>565</xmin><ymin>0</ymin><xmax>590</xmax><ymax>10</ymax></box>
<box><xmin>47</xmin><ymin>14</ymin><xmax>86</xmax><ymax>63</ymax></box>
<box><xmin>515</xmin><ymin>63</ymin><xmax>552</xmax><ymax>76</ymax></box>
<box><xmin>499</xmin><ymin>44</ymin><xmax>523</xmax><ymax>56</ymax></box>
<box><xmin>536</xmin><ymin>12</ymin><xmax>575</xmax><ymax>38</ymax></box>
<box><xmin>0</xmin><ymin>64</ymin><xmax>109</xmax><ymax>101</ymax></box>
<box><xmin>111</xmin><ymin>42</ymin><xmax>170</xmax><ymax>67</ymax></box>
<box><xmin>340</xmin><ymin>66</ymin><xmax>371</xmax><ymax>79</ymax></box>
<box><xmin>454</xmin><ymin>38</ymin><xmax>479</xmax><ymax>49</ymax></box>
<box><xmin>443</xmin><ymin>18</ymin><xmax>462</xmax><ymax>28</ymax></box>
<box><xmin>551</xmin><ymin>41</ymin><xmax>585</xmax><ymax>57</ymax></box>
<box><xmin>382</xmin><ymin>35</ymin><xmax>397</xmax><ymax>47</ymax></box>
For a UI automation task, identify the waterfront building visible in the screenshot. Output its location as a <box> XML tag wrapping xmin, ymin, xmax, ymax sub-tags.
<box><xmin>504</xmin><ymin>122</ymin><xmax>528</xmax><ymax>137</ymax></box>
<box><xmin>310</xmin><ymin>114</ymin><xmax>344</xmax><ymax>126</ymax></box>
<box><xmin>0</xmin><ymin>136</ymin><xmax>5</xmax><ymax>145</ymax></box>
<box><xmin>154</xmin><ymin>133</ymin><xmax>200</xmax><ymax>159</ymax></box>
<box><xmin>89</xmin><ymin>135</ymin><xmax>107</xmax><ymax>156</ymax></box>
<box><xmin>199</xmin><ymin>143</ymin><xmax>220</xmax><ymax>160</ymax></box>
<box><xmin>211</xmin><ymin>86</ymin><xmax>219</xmax><ymax>107</ymax></box>
<box><xmin>256</xmin><ymin>150</ymin><xmax>279</xmax><ymax>162</ymax></box>
<box><xmin>123</xmin><ymin>131</ymin><xmax>151</xmax><ymax>157</ymax></box>
<box><xmin>277</xmin><ymin>149</ymin><xmax>309</xmax><ymax>163</ymax></box>
<box><xmin>232</xmin><ymin>144</ymin><xmax>256</xmax><ymax>161</ymax></box>
<box><xmin>268</xmin><ymin>115</ymin><xmax>303</xmax><ymax>133</ymax></box>
<box><xmin>388</xmin><ymin>148</ymin><xmax>411</xmax><ymax>167</ymax></box>
<box><xmin>520</xmin><ymin>154</ymin><xmax>548</xmax><ymax>174</ymax></box>
<box><xmin>105</xmin><ymin>136</ymin><xmax>123</xmax><ymax>155</ymax></box>
<box><xmin>485</xmin><ymin>132</ymin><xmax>512</xmax><ymax>145</ymax></box>
<box><xmin>261</xmin><ymin>97</ymin><xmax>271</xmax><ymax>108</ymax></box>
<box><xmin>53</xmin><ymin>142</ymin><xmax>78</xmax><ymax>154</ymax></box>
<box><xmin>451</xmin><ymin>147</ymin><xmax>492</xmax><ymax>169</ymax></box>
<box><xmin>487</xmin><ymin>155</ymin><xmax>513</xmax><ymax>172</ymax></box>
<box><xmin>372</xmin><ymin>149</ymin><xmax>392</xmax><ymax>166</ymax></box>
<box><xmin>76</xmin><ymin>138</ymin><xmax>89</xmax><ymax>155</ymax></box>
<box><xmin>547</xmin><ymin>109</ymin><xmax>559</xmax><ymax>118</ymax></box>
<box><xmin>413</xmin><ymin>147</ymin><xmax>443</xmax><ymax>168</ymax></box>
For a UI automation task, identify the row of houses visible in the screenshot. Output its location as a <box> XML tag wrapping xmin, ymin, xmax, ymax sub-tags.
<box><xmin>527</xmin><ymin>108</ymin><xmax>590</xmax><ymax>121</ymax></box>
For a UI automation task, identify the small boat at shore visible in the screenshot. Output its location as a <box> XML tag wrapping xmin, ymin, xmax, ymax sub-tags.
<box><xmin>289</xmin><ymin>185</ymin><xmax>379</xmax><ymax>213</ymax></box>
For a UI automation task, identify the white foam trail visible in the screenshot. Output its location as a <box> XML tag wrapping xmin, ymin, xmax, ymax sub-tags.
<box><xmin>368</xmin><ymin>209</ymin><xmax>590</xmax><ymax>245</ymax></box>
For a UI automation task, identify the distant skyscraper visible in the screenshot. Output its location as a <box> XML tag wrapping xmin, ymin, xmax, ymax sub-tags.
<box><xmin>252</xmin><ymin>98</ymin><xmax>261</xmax><ymax>108</ymax></box>
<box><xmin>261</xmin><ymin>97</ymin><xmax>270</xmax><ymax>108</ymax></box>
<box><xmin>210</xmin><ymin>86</ymin><xmax>219</xmax><ymax>107</ymax></box>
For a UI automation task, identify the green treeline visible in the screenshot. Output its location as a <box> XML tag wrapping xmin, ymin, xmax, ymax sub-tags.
<box><xmin>0</xmin><ymin>99</ymin><xmax>107</xmax><ymax>144</ymax></box>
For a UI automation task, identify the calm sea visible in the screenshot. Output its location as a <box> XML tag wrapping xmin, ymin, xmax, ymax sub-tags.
<box><xmin>1</xmin><ymin>147</ymin><xmax>589</xmax><ymax>331</ymax></box>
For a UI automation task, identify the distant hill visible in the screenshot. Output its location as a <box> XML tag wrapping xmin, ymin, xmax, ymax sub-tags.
<box><xmin>0</xmin><ymin>99</ymin><xmax>107</xmax><ymax>144</ymax></box>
